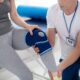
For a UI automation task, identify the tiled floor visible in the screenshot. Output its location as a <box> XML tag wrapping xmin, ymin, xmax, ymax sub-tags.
<box><xmin>15</xmin><ymin>0</ymin><xmax>57</xmax><ymax>8</ymax></box>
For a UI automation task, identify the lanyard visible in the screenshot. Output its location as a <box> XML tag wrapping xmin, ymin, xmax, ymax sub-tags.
<box><xmin>63</xmin><ymin>1</ymin><xmax>78</xmax><ymax>36</ymax></box>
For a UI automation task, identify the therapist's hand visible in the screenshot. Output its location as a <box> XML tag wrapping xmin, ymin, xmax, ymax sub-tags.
<box><xmin>57</xmin><ymin>63</ymin><xmax>64</xmax><ymax>78</ymax></box>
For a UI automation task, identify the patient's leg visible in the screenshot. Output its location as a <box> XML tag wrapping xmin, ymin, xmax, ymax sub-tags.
<box><xmin>40</xmin><ymin>50</ymin><xmax>57</xmax><ymax>72</ymax></box>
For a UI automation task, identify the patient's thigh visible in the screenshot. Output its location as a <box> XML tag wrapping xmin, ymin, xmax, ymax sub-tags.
<box><xmin>12</xmin><ymin>29</ymin><xmax>29</xmax><ymax>50</ymax></box>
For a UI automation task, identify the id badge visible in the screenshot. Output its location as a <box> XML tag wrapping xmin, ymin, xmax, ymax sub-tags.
<box><xmin>66</xmin><ymin>36</ymin><xmax>75</xmax><ymax>47</ymax></box>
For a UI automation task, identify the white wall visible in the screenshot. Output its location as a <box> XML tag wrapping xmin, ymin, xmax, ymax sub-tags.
<box><xmin>16</xmin><ymin>0</ymin><xmax>80</xmax><ymax>8</ymax></box>
<box><xmin>15</xmin><ymin>0</ymin><xmax>57</xmax><ymax>8</ymax></box>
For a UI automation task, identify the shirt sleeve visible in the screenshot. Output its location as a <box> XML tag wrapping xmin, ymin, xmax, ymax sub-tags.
<box><xmin>46</xmin><ymin>7</ymin><xmax>56</xmax><ymax>29</ymax></box>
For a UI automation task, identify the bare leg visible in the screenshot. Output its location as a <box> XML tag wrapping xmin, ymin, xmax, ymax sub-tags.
<box><xmin>48</xmin><ymin>70</ymin><xmax>54</xmax><ymax>80</ymax></box>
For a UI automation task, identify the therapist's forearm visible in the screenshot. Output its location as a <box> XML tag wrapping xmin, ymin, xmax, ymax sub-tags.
<box><xmin>60</xmin><ymin>32</ymin><xmax>80</xmax><ymax>70</ymax></box>
<box><xmin>47</xmin><ymin>28</ymin><xmax>56</xmax><ymax>47</ymax></box>
<box><xmin>61</xmin><ymin>48</ymin><xmax>80</xmax><ymax>70</ymax></box>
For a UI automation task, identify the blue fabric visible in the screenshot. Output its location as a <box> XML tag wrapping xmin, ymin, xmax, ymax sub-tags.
<box><xmin>35</xmin><ymin>40</ymin><xmax>52</xmax><ymax>55</ymax></box>
<box><xmin>25</xmin><ymin>29</ymin><xmax>47</xmax><ymax>46</ymax></box>
<box><xmin>25</xmin><ymin>29</ymin><xmax>52</xmax><ymax>55</ymax></box>
<box><xmin>62</xmin><ymin>58</ymin><xmax>80</xmax><ymax>80</ymax></box>
<box><xmin>17</xmin><ymin>6</ymin><xmax>48</xmax><ymax>20</ymax></box>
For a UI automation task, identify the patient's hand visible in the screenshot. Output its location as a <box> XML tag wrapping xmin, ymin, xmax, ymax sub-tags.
<box><xmin>33</xmin><ymin>45</ymin><xmax>40</xmax><ymax>54</ymax></box>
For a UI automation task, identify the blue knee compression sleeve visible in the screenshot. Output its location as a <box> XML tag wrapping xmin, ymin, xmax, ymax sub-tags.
<box><xmin>25</xmin><ymin>29</ymin><xmax>47</xmax><ymax>46</ymax></box>
<box><xmin>35</xmin><ymin>40</ymin><xmax>52</xmax><ymax>55</ymax></box>
<box><xmin>25</xmin><ymin>29</ymin><xmax>52</xmax><ymax>55</ymax></box>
